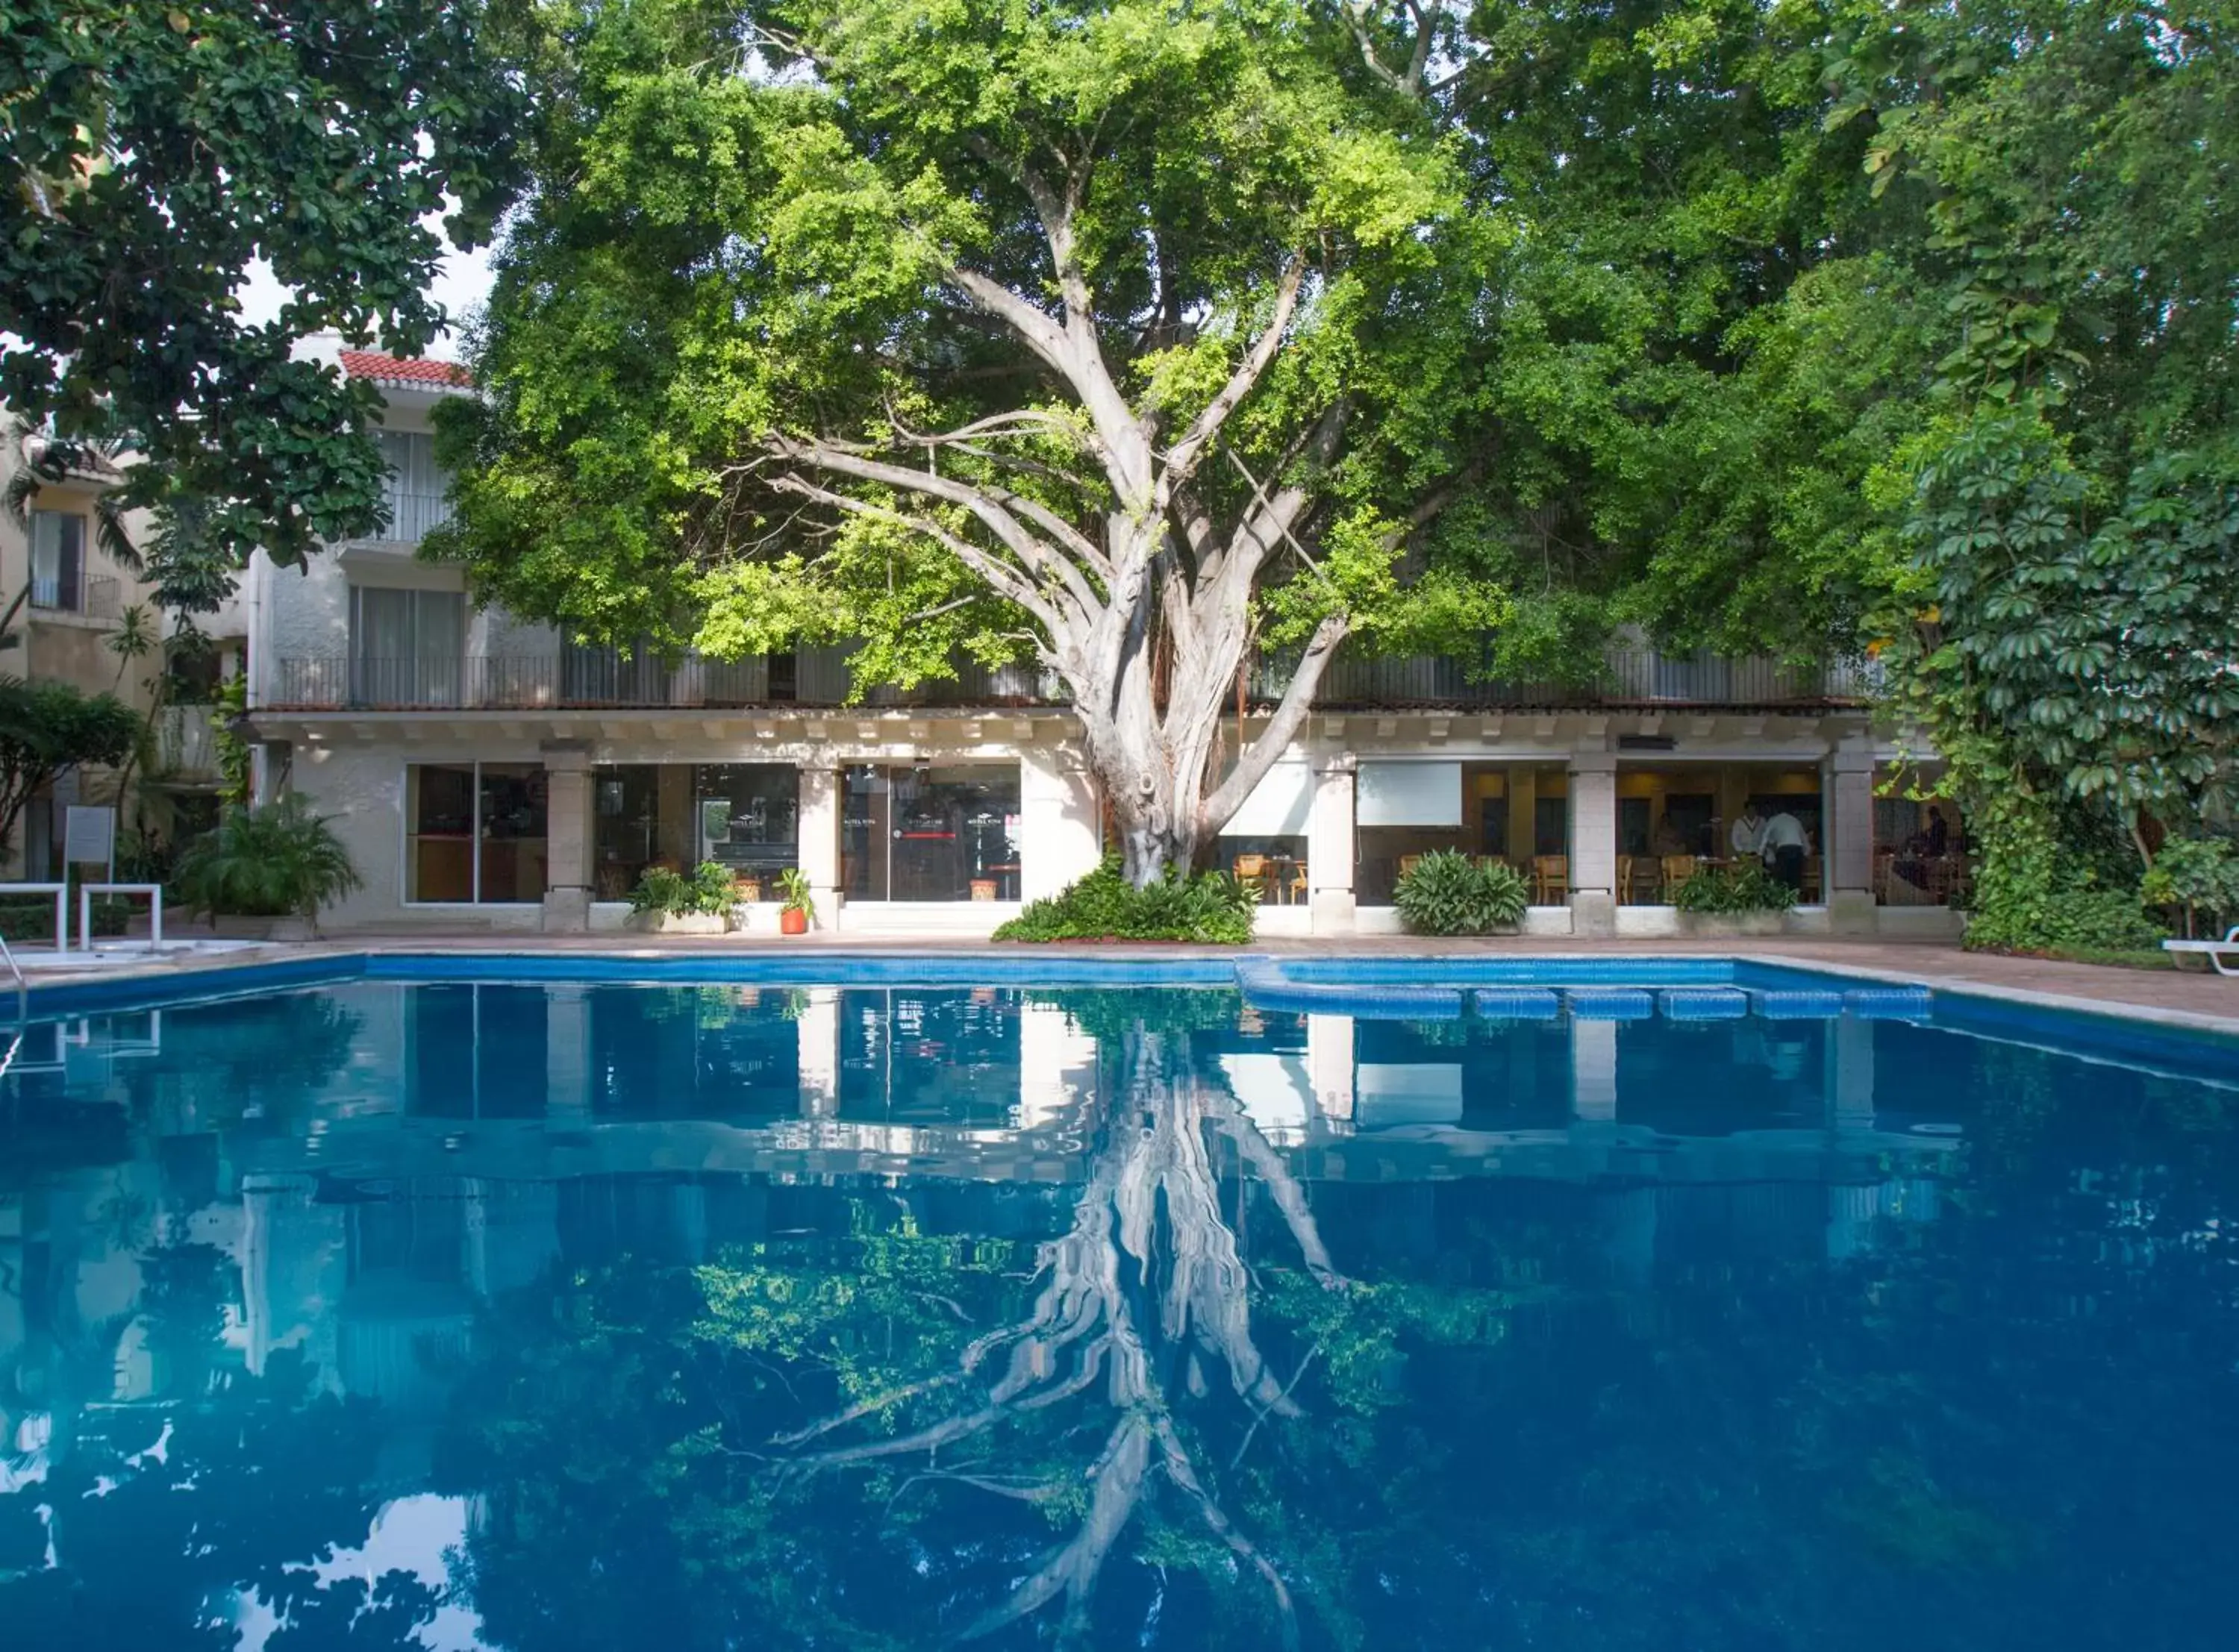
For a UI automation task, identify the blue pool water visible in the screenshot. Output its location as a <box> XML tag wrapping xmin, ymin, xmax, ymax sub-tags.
<box><xmin>3</xmin><ymin>967</ymin><xmax>2236</xmax><ymax>1649</ymax></box>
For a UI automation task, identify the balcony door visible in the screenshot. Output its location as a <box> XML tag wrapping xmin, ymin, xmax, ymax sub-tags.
<box><xmin>350</xmin><ymin>586</ymin><xmax>465</xmax><ymax>707</ymax></box>
<box><xmin>29</xmin><ymin>510</ymin><xmax>85</xmax><ymax>611</ymax></box>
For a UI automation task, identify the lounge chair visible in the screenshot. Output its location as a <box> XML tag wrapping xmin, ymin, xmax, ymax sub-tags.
<box><xmin>2162</xmin><ymin>926</ymin><xmax>2239</xmax><ymax>976</ymax></box>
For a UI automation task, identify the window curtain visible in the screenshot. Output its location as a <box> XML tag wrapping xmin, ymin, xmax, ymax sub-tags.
<box><xmin>29</xmin><ymin>510</ymin><xmax>83</xmax><ymax>609</ymax></box>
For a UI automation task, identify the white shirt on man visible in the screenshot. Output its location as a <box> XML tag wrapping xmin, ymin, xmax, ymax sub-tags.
<box><xmin>1729</xmin><ymin>814</ymin><xmax>1764</xmax><ymax>856</ymax></box>
<box><xmin>1761</xmin><ymin>812</ymin><xmax>1808</xmax><ymax>853</ymax></box>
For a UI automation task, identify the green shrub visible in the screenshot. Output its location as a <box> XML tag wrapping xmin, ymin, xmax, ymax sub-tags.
<box><xmin>2140</xmin><ymin>836</ymin><xmax>2239</xmax><ymax>938</ymax></box>
<box><xmin>1670</xmin><ymin>863</ymin><xmax>1799</xmax><ymax>914</ymax></box>
<box><xmin>994</xmin><ymin>854</ymin><xmax>1259</xmax><ymax>943</ymax></box>
<box><xmin>0</xmin><ymin>892</ymin><xmax>131</xmax><ymax>942</ymax></box>
<box><xmin>630</xmin><ymin>860</ymin><xmax>738</xmax><ymax>918</ymax></box>
<box><xmin>1961</xmin><ymin>803</ymin><xmax>2165</xmax><ymax>953</ymax></box>
<box><xmin>1391</xmin><ymin>849</ymin><xmax>1528</xmax><ymax>936</ymax></box>
<box><xmin>172</xmin><ymin>797</ymin><xmax>363</xmax><ymax>930</ymax></box>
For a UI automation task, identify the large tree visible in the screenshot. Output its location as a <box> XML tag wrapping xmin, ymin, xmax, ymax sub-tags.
<box><xmin>1</xmin><ymin>0</ymin><xmax>525</xmax><ymax>563</ymax></box>
<box><xmin>440</xmin><ymin>0</ymin><xmax>1513</xmax><ymax>882</ymax></box>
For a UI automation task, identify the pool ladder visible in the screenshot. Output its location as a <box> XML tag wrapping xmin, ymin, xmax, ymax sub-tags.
<box><xmin>0</xmin><ymin>931</ymin><xmax>24</xmax><ymax>1083</ymax></box>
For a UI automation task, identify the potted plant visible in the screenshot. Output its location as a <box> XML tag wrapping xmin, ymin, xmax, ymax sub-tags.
<box><xmin>172</xmin><ymin>796</ymin><xmax>364</xmax><ymax>939</ymax></box>
<box><xmin>627</xmin><ymin>860</ymin><xmax>738</xmax><ymax>934</ymax></box>
<box><xmin>1669</xmin><ymin>863</ymin><xmax>1799</xmax><ymax>935</ymax></box>
<box><xmin>1392</xmin><ymin>849</ymin><xmax>1529</xmax><ymax>936</ymax></box>
<box><xmin>777</xmin><ymin>867</ymin><xmax>816</xmax><ymax>936</ymax></box>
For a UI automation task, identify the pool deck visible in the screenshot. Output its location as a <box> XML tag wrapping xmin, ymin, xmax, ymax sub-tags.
<box><xmin>16</xmin><ymin>930</ymin><xmax>2239</xmax><ymax>1033</ymax></box>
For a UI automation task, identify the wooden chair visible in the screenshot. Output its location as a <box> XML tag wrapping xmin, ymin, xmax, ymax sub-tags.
<box><xmin>1660</xmin><ymin>854</ymin><xmax>1698</xmax><ymax>890</ymax></box>
<box><xmin>1232</xmin><ymin>854</ymin><xmax>1267</xmax><ymax>898</ymax></box>
<box><xmin>1800</xmin><ymin>854</ymin><xmax>1823</xmax><ymax>904</ymax></box>
<box><xmin>1288</xmin><ymin>861</ymin><xmax>1308</xmax><ymax>905</ymax></box>
<box><xmin>1397</xmin><ymin>853</ymin><xmax>1425</xmax><ymax>880</ymax></box>
<box><xmin>1532</xmin><ymin>854</ymin><xmax>1567</xmax><ymax>905</ymax></box>
<box><xmin>1617</xmin><ymin>857</ymin><xmax>1634</xmax><ymax>905</ymax></box>
<box><xmin>1627</xmin><ymin>855</ymin><xmax>1664</xmax><ymax>905</ymax></box>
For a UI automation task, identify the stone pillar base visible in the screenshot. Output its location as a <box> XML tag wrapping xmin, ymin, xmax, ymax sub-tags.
<box><xmin>1826</xmin><ymin>889</ymin><xmax>1877</xmax><ymax>936</ymax></box>
<box><xmin>1309</xmin><ymin>889</ymin><xmax>1357</xmax><ymax>935</ymax></box>
<box><xmin>541</xmin><ymin>887</ymin><xmax>591</xmax><ymax>935</ymax></box>
<box><xmin>809</xmin><ymin>884</ymin><xmax>841</xmax><ymax>933</ymax></box>
<box><xmin>1568</xmin><ymin>891</ymin><xmax>1617</xmax><ymax>938</ymax></box>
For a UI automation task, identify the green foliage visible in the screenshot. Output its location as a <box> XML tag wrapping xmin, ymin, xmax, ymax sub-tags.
<box><xmin>208</xmin><ymin>675</ymin><xmax>252</xmax><ymax>810</ymax></box>
<box><xmin>994</xmin><ymin>855</ymin><xmax>1258</xmax><ymax>944</ymax></box>
<box><xmin>1391</xmin><ymin>849</ymin><xmax>1528</xmax><ymax>935</ymax></box>
<box><xmin>0</xmin><ymin>892</ymin><xmax>128</xmax><ymax>942</ymax></box>
<box><xmin>629</xmin><ymin>859</ymin><xmax>737</xmax><ymax>918</ymax></box>
<box><xmin>0</xmin><ymin>0</ymin><xmax>525</xmax><ymax>565</ymax></box>
<box><xmin>1955</xmin><ymin>795</ymin><xmax>2164</xmax><ymax>954</ymax></box>
<box><xmin>0</xmin><ymin>676</ymin><xmax>141</xmax><ymax>857</ymax></box>
<box><xmin>1670</xmin><ymin>863</ymin><xmax>1799</xmax><ymax>916</ymax></box>
<box><xmin>171</xmin><ymin>797</ymin><xmax>363</xmax><ymax>927</ymax></box>
<box><xmin>2141</xmin><ymin>837</ymin><xmax>2239</xmax><ymax>939</ymax></box>
<box><xmin>775</xmin><ymin>866</ymin><xmax>816</xmax><ymax>919</ymax></box>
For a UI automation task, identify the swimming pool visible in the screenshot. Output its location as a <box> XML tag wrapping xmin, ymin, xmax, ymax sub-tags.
<box><xmin>4</xmin><ymin>961</ymin><xmax>2235</xmax><ymax>1648</ymax></box>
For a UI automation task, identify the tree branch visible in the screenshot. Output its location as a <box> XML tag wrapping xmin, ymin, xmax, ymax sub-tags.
<box><xmin>1158</xmin><ymin>251</ymin><xmax>1309</xmax><ymax>494</ymax></box>
<box><xmin>1198</xmin><ymin>610</ymin><xmax>1349</xmax><ymax>835</ymax></box>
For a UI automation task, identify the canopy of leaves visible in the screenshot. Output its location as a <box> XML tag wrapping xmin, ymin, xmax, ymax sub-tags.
<box><xmin>1</xmin><ymin>0</ymin><xmax>527</xmax><ymax>564</ymax></box>
<box><xmin>0</xmin><ymin>676</ymin><xmax>140</xmax><ymax>856</ymax></box>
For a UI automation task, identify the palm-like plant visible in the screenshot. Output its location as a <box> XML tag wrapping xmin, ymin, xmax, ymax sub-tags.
<box><xmin>172</xmin><ymin>797</ymin><xmax>363</xmax><ymax>934</ymax></box>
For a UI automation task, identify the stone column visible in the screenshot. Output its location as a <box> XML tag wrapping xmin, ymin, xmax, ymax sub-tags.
<box><xmin>1018</xmin><ymin>747</ymin><xmax>1102</xmax><ymax>902</ymax></box>
<box><xmin>1567</xmin><ymin>752</ymin><xmax>1619</xmax><ymax>937</ymax></box>
<box><xmin>796</xmin><ymin>764</ymin><xmax>841</xmax><ymax>930</ymax></box>
<box><xmin>1826</xmin><ymin>743</ymin><xmax>1877</xmax><ymax>935</ymax></box>
<box><xmin>1308</xmin><ymin>753</ymin><xmax>1357</xmax><ymax>934</ymax></box>
<box><xmin>540</xmin><ymin>739</ymin><xmax>593</xmax><ymax>933</ymax></box>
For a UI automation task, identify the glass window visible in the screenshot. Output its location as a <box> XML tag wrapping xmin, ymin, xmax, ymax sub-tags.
<box><xmin>1357</xmin><ymin>762</ymin><xmax>1565</xmax><ymax>905</ymax></box>
<box><xmin>373</xmin><ymin>428</ymin><xmax>452</xmax><ymax>542</ymax></box>
<box><xmin>407</xmin><ymin>762</ymin><xmax>546</xmax><ymax>903</ymax></box>
<box><xmin>29</xmin><ymin>510</ymin><xmax>85</xmax><ymax>610</ymax></box>
<box><xmin>844</xmin><ymin>763</ymin><xmax>1021</xmax><ymax>901</ymax></box>
<box><xmin>352</xmin><ymin>587</ymin><xmax>464</xmax><ymax>706</ymax></box>
<box><xmin>480</xmin><ymin>763</ymin><xmax>549</xmax><ymax>903</ymax></box>
<box><xmin>696</xmin><ymin>764</ymin><xmax>799</xmax><ymax>881</ymax></box>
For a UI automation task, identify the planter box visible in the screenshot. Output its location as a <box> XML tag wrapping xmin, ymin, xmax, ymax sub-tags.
<box><xmin>1675</xmin><ymin>911</ymin><xmax>1787</xmax><ymax>939</ymax></box>
<box><xmin>625</xmin><ymin>910</ymin><xmax>731</xmax><ymax>936</ymax></box>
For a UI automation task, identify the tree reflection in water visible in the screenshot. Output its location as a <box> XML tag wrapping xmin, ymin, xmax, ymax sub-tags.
<box><xmin>768</xmin><ymin>1021</ymin><xmax>1337</xmax><ymax>1646</ymax></box>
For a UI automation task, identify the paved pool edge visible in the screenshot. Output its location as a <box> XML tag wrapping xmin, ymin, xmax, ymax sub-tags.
<box><xmin>16</xmin><ymin>942</ymin><xmax>2239</xmax><ymax>1046</ymax></box>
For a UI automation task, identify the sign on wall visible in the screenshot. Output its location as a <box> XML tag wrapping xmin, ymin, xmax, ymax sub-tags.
<box><xmin>63</xmin><ymin>804</ymin><xmax>116</xmax><ymax>875</ymax></box>
<box><xmin>1218</xmin><ymin>760</ymin><xmax>1313</xmax><ymax>837</ymax></box>
<box><xmin>1357</xmin><ymin>762</ymin><xmax>1464</xmax><ymax>827</ymax></box>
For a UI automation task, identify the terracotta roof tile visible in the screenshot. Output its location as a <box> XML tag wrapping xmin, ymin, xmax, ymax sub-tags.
<box><xmin>337</xmin><ymin>350</ymin><xmax>471</xmax><ymax>389</ymax></box>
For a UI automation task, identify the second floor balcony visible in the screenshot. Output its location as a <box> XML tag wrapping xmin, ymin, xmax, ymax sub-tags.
<box><xmin>31</xmin><ymin>571</ymin><xmax>120</xmax><ymax>621</ymax></box>
<box><xmin>268</xmin><ymin>642</ymin><xmax>1880</xmax><ymax>716</ymax></box>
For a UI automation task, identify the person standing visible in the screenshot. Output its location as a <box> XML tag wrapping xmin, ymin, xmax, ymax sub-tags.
<box><xmin>1729</xmin><ymin>801</ymin><xmax>1765</xmax><ymax>860</ymax></box>
<box><xmin>1926</xmin><ymin>806</ymin><xmax>1950</xmax><ymax>857</ymax></box>
<box><xmin>1761</xmin><ymin>807</ymin><xmax>1808</xmax><ymax>889</ymax></box>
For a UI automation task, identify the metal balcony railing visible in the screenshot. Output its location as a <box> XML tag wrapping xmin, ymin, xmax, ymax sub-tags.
<box><xmin>271</xmin><ymin>644</ymin><xmax>1875</xmax><ymax>714</ymax></box>
<box><xmin>372</xmin><ymin>489</ymin><xmax>454</xmax><ymax>544</ymax></box>
<box><xmin>152</xmin><ymin>706</ymin><xmax>221</xmax><ymax>781</ymax></box>
<box><xmin>270</xmin><ymin>650</ymin><xmax>1069</xmax><ymax>712</ymax></box>
<box><xmin>29</xmin><ymin>572</ymin><xmax>119</xmax><ymax>619</ymax></box>
<box><xmin>1254</xmin><ymin>646</ymin><xmax>1882</xmax><ymax>710</ymax></box>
